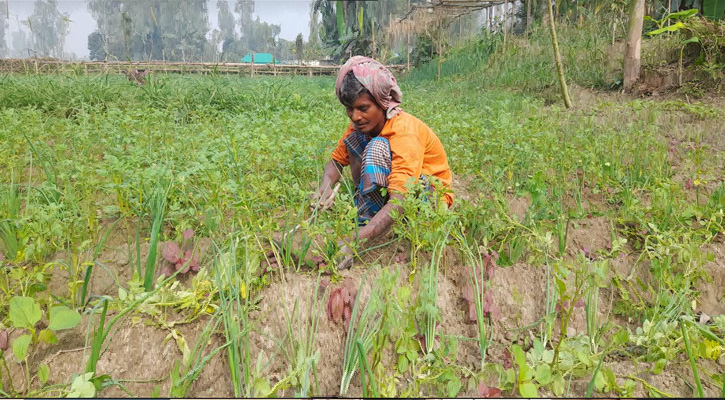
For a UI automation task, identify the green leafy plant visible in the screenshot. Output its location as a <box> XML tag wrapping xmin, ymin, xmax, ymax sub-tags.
<box><xmin>7</xmin><ymin>296</ymin><xmax>80</xmax><ymax>395</ymax></box>
<box><xmin>645</xmin><ymin>9</ymin><xmax>700</xmax><ymax>86</ymax></box>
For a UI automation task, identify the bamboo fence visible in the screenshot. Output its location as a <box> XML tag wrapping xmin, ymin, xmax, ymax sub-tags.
<box><xmin>0</xmin><ymin>58</ymin><xmax>406</xmax><ymax>77</ymax></box>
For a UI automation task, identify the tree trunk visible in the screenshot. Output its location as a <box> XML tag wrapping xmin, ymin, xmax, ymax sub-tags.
<box><xmin>527</xmin><ymin>0</ymin><xmax>532</xmax><ymax>30</ymax></box>
<box><xmin>546</xmin><ymin>0</ymin><xmax>572</xmax><ymax>108</ymax></box>
<box><xmin>623</xmin><ymin>0</ymin><xmax>645</xmax><ymax>92</ymax></box>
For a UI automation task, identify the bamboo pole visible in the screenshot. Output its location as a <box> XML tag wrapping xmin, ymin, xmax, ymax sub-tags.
<box><xmin>545</xmin><ymin>0</ymin><xmax>572</xmax><ymax>108</ymax></box>
<box><xmin>407</xmin><ymin>0</ymin><xmax>411</xmax><ymax>71</ymax></box>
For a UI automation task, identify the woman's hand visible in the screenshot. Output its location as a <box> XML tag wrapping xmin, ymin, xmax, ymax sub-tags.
<box><xmin>335</xmin><ymin>243</ymin><xmax>354</xmax><ymax>270</ymax></box>
<box><xmin>310</xmin><ymin>182</ymin><xmax>340</xmax><ymax>212</ymax></box>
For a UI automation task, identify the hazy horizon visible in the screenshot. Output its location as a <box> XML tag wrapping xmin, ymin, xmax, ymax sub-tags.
<box><xmin>3</xmin><ymin>0</ymin><xmax>313</xmax><ymax>59</ymax></box>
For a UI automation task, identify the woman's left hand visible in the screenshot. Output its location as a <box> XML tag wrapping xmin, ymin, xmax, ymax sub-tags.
<box><xmin>335</xmin><ymin>243</ymin><xmax>354</xmax><ymax>270</ymax></box>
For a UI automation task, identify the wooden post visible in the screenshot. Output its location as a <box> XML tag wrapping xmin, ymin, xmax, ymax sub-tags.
<box><xmin>546</xmin><ymin>0</ymin><xmax>572</xmax><ymax>108</ymax></box>
<box><xmin>251</xmin><ymin>51</ymin><xmax>255</xmax><ymax>77</ymax></box>
<box><xmin>527</xmin><ymin>0</ymin><xmax>532</xmax><ymax>30</ymax></box>
<box><xmin>504</xmin><ymin>1</ymin><xmax>509</xmax><ymax>44</ymax></box>
<box><xmin>372</xmin><ymin>19</ymin><xmax>376</xmax><ymax>59</ymax></box>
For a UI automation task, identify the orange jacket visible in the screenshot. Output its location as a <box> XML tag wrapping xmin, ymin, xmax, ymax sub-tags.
<box><xmin>331</xmin><ymin>111</ymin><xmax>454</xmax><ymax>206</ymax></box>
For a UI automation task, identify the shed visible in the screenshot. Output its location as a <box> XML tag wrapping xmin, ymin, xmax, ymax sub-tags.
<box><xmin>241</xmin><ymin>53</ymin><xmax>279</xmax><ymax>64</ymax></box>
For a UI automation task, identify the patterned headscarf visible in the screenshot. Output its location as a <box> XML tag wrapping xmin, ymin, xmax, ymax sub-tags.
<box><xmin>335</xmin><ymin>56</ymin><xmax>403</xmax><ymax>119</ymax></box>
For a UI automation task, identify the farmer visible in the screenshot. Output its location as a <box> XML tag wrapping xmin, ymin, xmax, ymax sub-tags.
<box><xmin>309</xmin><ymin>56</ymin><xmax>454</xmax><ymax>269</ymax></box>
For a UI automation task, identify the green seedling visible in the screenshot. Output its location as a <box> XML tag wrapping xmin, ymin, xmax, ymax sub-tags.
<box><xmin>7</xmin><ymin>295</ymin><xmax>80</xmax><ymax>396</ymax></box>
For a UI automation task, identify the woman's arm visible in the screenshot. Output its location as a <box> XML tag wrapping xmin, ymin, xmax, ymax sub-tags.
<box><xmin>312</xmin><ymin>160</ymin><xmax>344</xmax><ymax>210</ymax></box>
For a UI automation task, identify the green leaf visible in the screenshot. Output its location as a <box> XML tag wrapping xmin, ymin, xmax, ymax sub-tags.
<box><xmin>512</xmin><ymin>344</ymin><xmax>526</xmax><ymax>368</ymax></box>
<box><xmin>446</xmin><ymin>377</ymin><xmax>462</xmax><ymax>397</ymax></box>
<box><xmin>613</xmin><ymin>329</ymin><xmax>629</xmax><ymax>346</ymax></box>
<box><xmin>68</xmin><ymin>372</ymin><xmax>96</xmax><ymax>398</ymax></box>
<box><xmin>576</xmin><ymin>349</ymin><xmax>591</xmax><ymax>366</ymax></box>
<box><xmin>647</xmin><ymin>21</ymin><xmax>686</xmax><ymax>36</ymax></box>
<box><xmin>12</xmin><ymin>334</ymin><xmax>32</xmax><ymax>361</ymax></box>
<box><xmin>683</xmin><ymin>36</ymin><xmax>700</xmax><ymax>44</ymax></box>
<box><xmin>666</xmin><ymin>8</ymin><xmax>699</xmax><ymax>20</ymax></box>
<box><xmin>653</xmin><ymin>358</ymin><xmax>667</xmax><ymax>374</ymax></box>
<box><xmin>39</xmin><ymin>329</ymin><xmax>58</xmax><ymax>344</ymax></box>
<box><xmin>38</xmin><ymin>363</ymin><xmax>50</xmax><ymax>384</ymax></box>
<box><xmin>552</xmin><ymin>374</ymin><xmax>566</xmax><ymax>396</ymax></box>
<box><xmin>48</xmin><ymin>305</ymin><xmax>81</xmax><ymax>331</ymax></box>
<box><xmin>397</xmin><ymin>355</ymin><xmax>408</xmax><ymax>373</ymax></box>
<box><xmin>9</xmin><ymin>296</ymin><xmax>42</xmax><ymax>330</ymax></box>
<box><xmin>252</xmin><ymin>376</ymin><xmax>271</xmax><ymax>397</ymax></box>
<box><xmin>520</xmin><ymin>364</ymin><xmax>533</xmax><ymax>382</ymax></box>
<box><xmin>594</xmin><ymin>370</ymin><xmax>606</xmax><ymax>392</ymax></box>
<box><xmin>519</xmin><ymin>382</ymin><xmax>538</xmax><ymax>397</ymax></box>
<box><xmin>535</xmin><ymin>364</ymin><xmax>552</xmax><ymax>385</ymax></box>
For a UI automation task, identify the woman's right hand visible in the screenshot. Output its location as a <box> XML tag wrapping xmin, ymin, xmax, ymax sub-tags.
<box><xmin>310</xmin><ymin>182</ymin><xmax>340</xmax><ymax>212</ymax></box>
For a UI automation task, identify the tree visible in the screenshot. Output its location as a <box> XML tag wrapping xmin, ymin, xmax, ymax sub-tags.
<box><xmin>218</xmin><ymin>0</ymin><xmax>236</xmax><ymax>42</ymax></box>
<box><xmin>236</xmin><ymin>0</ymin><xmax>254</xmax><ymax>52</ymax></box>
<box><xmin>11</xmin><ymin>30</ymin><xmax>30</xmax><ymax>58</ymax></box>
<box><xmin>624</xmin><ymin>0</ymin><xmax>645</xmax><ymax>91</ymax></box>
<box><xmin>0</xmin><ymin>11</ymin><xmax>7</xmax><ymax>58</ymax></box>
<box><xmin>27</xmin><ymin>0</ymin><xmax>69</xmax><ymax>58</ymax></box>
<box><xmin>88</xmin><ymin>0</ymin><xmax>210</xmax><ymax>61</ymax></box>
<box><xmin>295</xmin><ymin>33</ymin><xmax>304</xmax><ymax>62</ymax></box>
<box><xmin>306</xmin><ymin>2</ymin><xmax>324</xmax><ymax>60</ymax></box>
<box><xmin>87</xmin><ymin>30</ymin><xmax>106</xmax><ymax>60</ymax></box>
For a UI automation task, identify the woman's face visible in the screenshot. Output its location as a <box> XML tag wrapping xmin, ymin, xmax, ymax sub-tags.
<box><xmin>345</xmin><ymin>92</ymin><xmax>386</xmax><ymax>136</ymax></box>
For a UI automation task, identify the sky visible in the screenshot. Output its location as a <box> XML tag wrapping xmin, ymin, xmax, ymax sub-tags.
<box><xmin>4</xmin><ymin>0</ymin><xmax>313</xmax><ymax>59</ymax></box>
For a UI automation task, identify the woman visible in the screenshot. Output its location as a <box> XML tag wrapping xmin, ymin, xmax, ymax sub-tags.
<box><xmin>311</xmin><ymin>56</ymin><xmax>454</xmax><ymax>269</ymax></box>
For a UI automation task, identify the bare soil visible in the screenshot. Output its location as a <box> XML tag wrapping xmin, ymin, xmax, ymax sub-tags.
<box><xmin>5</xmin><ymin>226</ymin><xmax>723</xmax><ymax>397</ymax></box>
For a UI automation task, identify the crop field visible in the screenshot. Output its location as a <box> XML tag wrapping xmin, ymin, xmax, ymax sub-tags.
<box><xmin>0</xmin><ymin>71</ymin><xmax>723</xmax><ymax>398</ymax></box>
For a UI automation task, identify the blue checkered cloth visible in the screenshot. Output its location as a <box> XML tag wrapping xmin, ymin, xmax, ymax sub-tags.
<box><xmin>344</xmin><ymin>132</ymin><xmax>391</xmax><ymax>225</ymax></box>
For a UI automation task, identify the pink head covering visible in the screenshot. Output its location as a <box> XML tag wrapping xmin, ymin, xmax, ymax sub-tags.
<box><xmin>335</xmin><ymin>56</ymin><xmax>403</xmax><ymax>119</ymax></box>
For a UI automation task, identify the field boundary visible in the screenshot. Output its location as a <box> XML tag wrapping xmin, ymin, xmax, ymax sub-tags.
<box><xmin>0</xmin><ymin>58</ymin><xmax>407</xmax><ymax>77</ymax></box>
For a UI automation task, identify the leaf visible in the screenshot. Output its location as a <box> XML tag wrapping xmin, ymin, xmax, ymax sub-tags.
<box><xmin>49</xmin><ymin>305</ymin><xmax>81</xmax><ymax>331</ymax></box>
<box><xmin>683</xmin><ymin>36</ymin><xmax>700</xmax><ymax>44</ymax></box>
<box><xmin>446</xmin><ymin>377</ymin><xmax>462</xmax><ymax>397</ymax></box>
<box><xmin>534</xmin><ymin>364</ymin><xmax>552</xmax><ymax>385</ymax></box>
<box><xmin>512</xmin><ymin>344</ymin><xmax>526</xmax><ymax>369</ymax></box>
<box><xmin>551</xmin><ymin>374</ymin><xmax>566</xmax><ymax>396</ymax></box>
<box><xmin>397</xmin><ymin>354</ymin><xmax>408</xmax><ymax>373</ymax></box>
<box><xmin>9</xmin><ymin>296</ymin><xmax>42</xmax><ymax>330</ymax></box>
<box><xmin>38</xmin><ymin>363</ymin><xmax>50</xmax><ymax>384</ymax></box>
<box><xmin>162</xmin><ymin>241</ymin><xmax>181</xmax><ymax>263</ymax></box>
<box><xmin>519</xmin><ymin>364</ymin><xmax>533</xmax><ymax>382</ymax></box>
<box><xmin>519</xmin><ymin>382</ymin><xmax>538</xmax><ymax>397</ymax></box>
<box><xmin>647</xmin><ymin>21</ymin><xmax>686</xmax><ymax>36</ymax></box>
<box><xmin>182</xmin><ymin>228</ymin><xmax>194</xmax><ymax>242</ymax></box>
<box><xmin>39</xmin><ymin>329</ymin><xmax>58</xmax><ymax>344</ymax></box>
<box><xmin>252</xmin><ymin>376</ymin><xmax>271</xmax><ymax>397</ymax></box>
<box><xmin>666</xmin><ymin>8</ymin><xmax>699</xmax><ymax>20</ymax></box>
<box><xmin>594</xmin><ymin>370</ymin><xmax>606</xmax><ymax>392</ymax></box>
<box><xmin>653</xmin><ymin>358</ymin><xmax>667</xmax><ymax>374</ymax></box>
<box><xmin>12</xmin><ymin>334</ymin><xmax>32</xmax><ymax>361</ymax></box>
<box><xmin>68</xmin><ymin>372</ymin><xmax>96</xmax><ymax>398</ymax></box>
<box><xmin>613</xmin><ymin>329</ymin><xmax>629</xmax><ymax>346</ymax></box>
<box><xmin>478</xmin><ymin>382</ymin><xmax>502</xmax><ymax>398</ymax></box>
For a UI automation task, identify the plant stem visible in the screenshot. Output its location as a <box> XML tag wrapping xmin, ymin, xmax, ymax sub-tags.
<box><xmin>681</xmin><ymin>321</ymin><xmax>705</xmax><ymax>398</ymax></box>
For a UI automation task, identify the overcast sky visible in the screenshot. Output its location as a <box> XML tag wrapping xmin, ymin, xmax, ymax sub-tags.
<box><xmin>4</xmin><ymin>0</ymin><xmax>312</xmax><ymax>58</ymax></box>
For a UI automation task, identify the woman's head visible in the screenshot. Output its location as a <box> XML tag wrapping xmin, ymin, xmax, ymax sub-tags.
<box><xmin>335</xmin><ymin>56</ymin><xmax>403</xmax><ymax>120</ymax></box>
<box><xmin>339</xmin><ymin>71</ymin><xmax>386</xmax><ymax>135</ymax></box>
<box><xmin>338</xmin><ymin>70</ymin><xmax>373</xmax><ymax>108</ymax></box>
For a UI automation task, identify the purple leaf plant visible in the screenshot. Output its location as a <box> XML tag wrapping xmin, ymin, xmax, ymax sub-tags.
<box><xmin>161</xmin><ymin>228</ymin><xmax>200</xmax><ymax>277</ymax></box>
